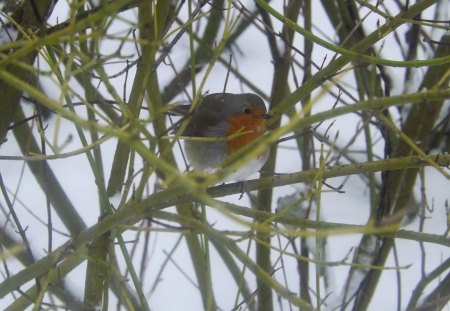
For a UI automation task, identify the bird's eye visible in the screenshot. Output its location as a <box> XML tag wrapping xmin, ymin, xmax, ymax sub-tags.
<box><xmin>243</xmin><ymin>106</ymin><xmax>251</xmax><ymax>114</ymax></box>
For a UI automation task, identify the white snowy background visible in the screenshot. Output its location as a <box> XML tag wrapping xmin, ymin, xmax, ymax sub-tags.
<box><xmin>0</xmin><ymin>1</ymin><xmax>449</xmax><ymax>310</ymax></box>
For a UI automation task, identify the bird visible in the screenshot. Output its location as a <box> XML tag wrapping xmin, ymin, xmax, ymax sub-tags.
<box><xmin>175</xmin><ymin>92</ymin><xmax>270</xmax><ymax>181</ymax></box>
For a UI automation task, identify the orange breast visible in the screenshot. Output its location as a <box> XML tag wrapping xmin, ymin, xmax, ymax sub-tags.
<box><xmin>226</xmin><ymin>112</ymin><xmax>266</xmax><ymax>153</ymax></box>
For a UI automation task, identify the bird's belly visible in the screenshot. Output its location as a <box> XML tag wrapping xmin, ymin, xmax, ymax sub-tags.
<box><xmin>184</xmin><ymin>140</ymin><xmax>227</xmax><ymax>171</ymax></box>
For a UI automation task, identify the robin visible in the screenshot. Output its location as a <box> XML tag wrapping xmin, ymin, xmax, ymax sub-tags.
<box><xmin>175</xmin><ymin>93</ymin><xmax>270</xmax><ymax>181</ymax></box>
